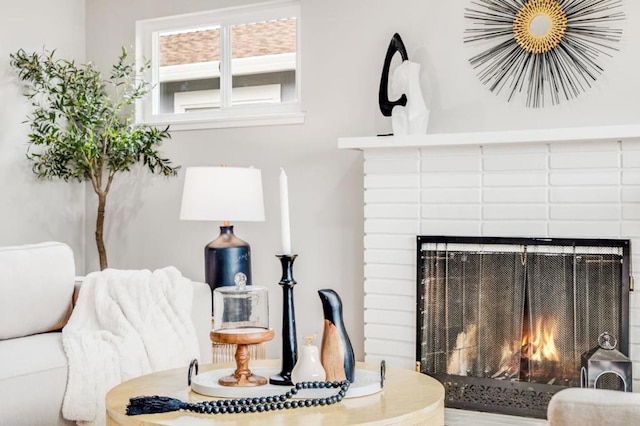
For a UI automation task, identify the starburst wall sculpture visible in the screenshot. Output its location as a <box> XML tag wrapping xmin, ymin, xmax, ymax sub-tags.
<box><xmin>464</xmin><ymin>0</ymin><xmax>625</xmax><ymax>107</ymax></box>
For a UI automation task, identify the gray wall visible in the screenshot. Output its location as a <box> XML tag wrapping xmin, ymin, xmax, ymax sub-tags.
<box><xmin>84</xmin><ymin>0</ymin><xmax>640</xmax><ymax>360</ymax></box>
<box><xmin>0</xmin><ymin>0</ymin><xmax>86</xmax><ymax>272</ymax></box>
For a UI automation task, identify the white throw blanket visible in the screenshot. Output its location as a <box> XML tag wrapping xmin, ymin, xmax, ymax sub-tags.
<box><xmin>61</xmin><ymin>267</ymin><xmax>200</xmax><ymax>425</ymax></box>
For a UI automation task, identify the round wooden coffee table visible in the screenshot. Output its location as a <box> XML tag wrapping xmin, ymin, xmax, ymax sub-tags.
<box><xmin>106</xmin><ymin>360</ymin><xmax>444</xmax><ymax>425</ymax></box>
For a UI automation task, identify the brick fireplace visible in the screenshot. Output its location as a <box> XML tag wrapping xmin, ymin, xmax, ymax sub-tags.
<box><xmin>338</xmin><ymin>125</ymin><xmax>640</xmax><ymax>395</ymax></box>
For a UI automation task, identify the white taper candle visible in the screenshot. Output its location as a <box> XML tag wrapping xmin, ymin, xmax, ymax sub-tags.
<box><xmin>279</xmin><ymin>168</ymin><xmax>292</xmax><ymax>254</ymax></box>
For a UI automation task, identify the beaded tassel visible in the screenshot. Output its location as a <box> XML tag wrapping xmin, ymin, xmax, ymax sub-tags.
<box><xmin>127</xmin><ymin>396</ymin><xmax>186</xmax><ymax>415</ymax></box>
<box><xmin>126</xmin><ymin>380</ymin><xmax>351</xmax><ymax>416</ymax></box>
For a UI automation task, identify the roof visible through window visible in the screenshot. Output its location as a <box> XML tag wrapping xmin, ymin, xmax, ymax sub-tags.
<box><xmin>159</xmin><ymin>18</ymin><xmax>296</xmax><ymax>67</ymax></box>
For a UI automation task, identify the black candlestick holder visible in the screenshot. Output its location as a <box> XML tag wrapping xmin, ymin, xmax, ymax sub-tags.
<box><xmin>269</xmin><ymin>254</ymin><xmax>298</xmax><ymax>386</ymax></box>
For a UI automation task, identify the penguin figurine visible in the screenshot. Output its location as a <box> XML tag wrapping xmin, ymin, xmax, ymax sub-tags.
<box><xmin>318</xmin><ymin>289</ymin><xmax>355</xmax><ymax>383</ymax></box>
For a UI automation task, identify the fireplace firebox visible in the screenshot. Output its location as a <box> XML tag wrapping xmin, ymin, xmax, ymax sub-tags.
<box><xmin>416</xmin><ymin>236</ymin><xmax>631</xmax><ymax>418</ymax></box>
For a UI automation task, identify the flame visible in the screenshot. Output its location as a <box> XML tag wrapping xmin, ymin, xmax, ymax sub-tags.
<box><xmin>498</xmin><ymin>341</ymin><xmax>515</xmax><ymax>366</ymax></box>
<box><xmin>522</xmin><ymin>317</ymin><xmax>559</xmax><ymax>362</ymax></box>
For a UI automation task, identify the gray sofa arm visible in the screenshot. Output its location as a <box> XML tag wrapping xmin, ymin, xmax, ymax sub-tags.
<box><xmin>548</xmin><ymin>387</ymin><xmax>640</xmax><ymax>426</ymax></box>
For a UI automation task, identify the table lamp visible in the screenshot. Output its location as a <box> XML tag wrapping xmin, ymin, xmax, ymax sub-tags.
<box><xmin>179</xmin><ymin>166</ymin><xmax>265</xmax><ymax>302</ymax></box>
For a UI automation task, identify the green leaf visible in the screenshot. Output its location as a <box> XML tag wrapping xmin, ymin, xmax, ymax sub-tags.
<box><xmin>10</xmin><ymin>46</ymin><xmax>179</xmax><ymax>190</ymax></box>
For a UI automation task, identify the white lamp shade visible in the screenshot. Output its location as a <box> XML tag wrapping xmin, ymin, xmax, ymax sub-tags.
<box><xmin>180</xmin><ymin>167</ymin><xmax>265</xmax><ymax>222</ymax></box>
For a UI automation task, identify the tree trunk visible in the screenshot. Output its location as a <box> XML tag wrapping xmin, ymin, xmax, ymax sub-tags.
<box><xmin>96</xmin><ymin>192</ymin><xmax>108</xmax><ymax>270</ymax></box>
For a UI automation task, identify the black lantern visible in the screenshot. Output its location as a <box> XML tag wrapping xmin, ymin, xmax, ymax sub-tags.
<box><xmin>580</xmin><ymin>332</ymin><xmax>632</xmax><ymax>392</ymax></box>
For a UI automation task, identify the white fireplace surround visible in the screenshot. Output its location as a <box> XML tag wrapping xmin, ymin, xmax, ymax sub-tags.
<box><xmin>339</xmin><ymin>124</ymin><xmax>640</xmax><ymax>391</ymax></box>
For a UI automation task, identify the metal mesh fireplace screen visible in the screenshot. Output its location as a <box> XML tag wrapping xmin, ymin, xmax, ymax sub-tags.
<box><xmin>416</xmin><ymin>236</ymin><xmax>630</xmax><ymax>418</ymax></box>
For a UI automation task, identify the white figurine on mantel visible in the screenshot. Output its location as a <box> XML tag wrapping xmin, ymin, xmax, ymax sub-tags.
<box><xmin>390</xmin><ymin>60</ymin><xmax>429</xmax><ymax>135</ymax></box>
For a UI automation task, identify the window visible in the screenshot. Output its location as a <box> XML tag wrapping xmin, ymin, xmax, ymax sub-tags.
<box><xmin>136</xmin><ymin>0</ymin><xmax>302</xmax><ymax>130</ymax></box>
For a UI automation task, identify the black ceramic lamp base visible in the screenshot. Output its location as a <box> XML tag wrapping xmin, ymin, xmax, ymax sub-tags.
<box><xmin>269</xmin><ymin>254</ymin><xmax>298</xmax><ymax>386</ymax></box>
<box><xmin>204</xmin><ymin>225</ymin><xmax>252</xmax><ymax>295</ymax></box>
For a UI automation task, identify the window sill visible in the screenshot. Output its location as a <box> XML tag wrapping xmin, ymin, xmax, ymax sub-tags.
<box><xmin>141</xmin><ymin>110</ymin><xmax>305</xmax><ymax>131</ymax></box>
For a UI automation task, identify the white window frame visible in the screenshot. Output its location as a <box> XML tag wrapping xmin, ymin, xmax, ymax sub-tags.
<box><xmin>135</xmin><ymin>0</ymin><xmax>303</xmax><ymax>131</ymax></box>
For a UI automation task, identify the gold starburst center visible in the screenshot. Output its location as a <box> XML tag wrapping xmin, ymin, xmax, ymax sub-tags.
<box><xmin>513</xmin><ymin>0</ymin><xmax>567</xmax><ymax>54</ymax></box>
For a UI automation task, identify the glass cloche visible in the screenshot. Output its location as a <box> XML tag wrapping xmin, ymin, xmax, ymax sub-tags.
<box><xmin>213</xmin><ymin>273</ymin><xmax>269</xmax><ymax>331</ymax></box>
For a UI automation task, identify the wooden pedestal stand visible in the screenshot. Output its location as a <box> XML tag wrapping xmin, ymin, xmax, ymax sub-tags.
<box><xmin>209</xmin><ymin>328</ymin><xmax>275</xmax><ymax>386</ymax></box>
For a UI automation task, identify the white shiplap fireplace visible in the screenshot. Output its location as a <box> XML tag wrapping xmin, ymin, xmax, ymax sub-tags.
<box><xmin>339</xmin><ymin>124</ymin><xmax>640</xmax><ymax>391</ymax></box>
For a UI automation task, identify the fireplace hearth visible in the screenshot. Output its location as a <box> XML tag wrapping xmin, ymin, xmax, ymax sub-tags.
<box><xmin>416</xmin><ymin>236</ymin><xmax>630</xmax><ymax>418</ymax></box>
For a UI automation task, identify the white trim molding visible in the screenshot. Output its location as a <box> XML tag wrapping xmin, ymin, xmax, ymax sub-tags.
<box><xmin>135</xmin><ymin>0</ymin><xmax>303</xmax><ymax>131</ymax></box>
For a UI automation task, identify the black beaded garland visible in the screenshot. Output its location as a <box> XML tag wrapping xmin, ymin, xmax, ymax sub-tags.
<box><xmin>126</xmin><ymin>380</ymin><xmax>351</xmax><ymax>416</ymax></box>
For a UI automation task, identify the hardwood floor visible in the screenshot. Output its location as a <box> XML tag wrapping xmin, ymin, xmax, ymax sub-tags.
<box><xmin>445</xmin><ymin>408</ymin><xmax>547</xmax><ymax>426</ymax></box>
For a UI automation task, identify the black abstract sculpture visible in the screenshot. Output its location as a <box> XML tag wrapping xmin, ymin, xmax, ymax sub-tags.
<box><xmin>378</xmin><ymin>33</ymin><xmax>409</xmax><ymax>117</ymax></box>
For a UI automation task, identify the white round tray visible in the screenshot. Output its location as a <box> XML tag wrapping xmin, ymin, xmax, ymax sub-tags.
<box><xmin>191</xmin><ymin>367</ymin><xmax>382</xmax><ymax>399</ymax></box>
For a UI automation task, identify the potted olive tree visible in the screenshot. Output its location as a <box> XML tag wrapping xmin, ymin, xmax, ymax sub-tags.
<box><xmin>10</xmin><ymin>47</ymin><xmax>179</xmax><ymax>270</ymax></box>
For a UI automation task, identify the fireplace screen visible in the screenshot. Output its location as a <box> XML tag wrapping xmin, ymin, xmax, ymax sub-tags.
<box><xmin>416</xmin><ymin>236</ymin><xmax>630</xmax><ymax>418</ymax></box>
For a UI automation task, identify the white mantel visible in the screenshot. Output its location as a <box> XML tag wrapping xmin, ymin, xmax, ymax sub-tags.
<box><xmin>339</xmin><ymin>124</ymin><xmax>640</xmax><ymax>150</ymax></box>
<box><xmin>339</xmin><ymin>124</ymin><xmax>640</xmax><ymax>391</ymax></box>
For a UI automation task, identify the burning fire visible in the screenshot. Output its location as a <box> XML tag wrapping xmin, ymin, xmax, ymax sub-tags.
<box><xmin>498</xmin><ymin>341</ymin><xmax>517</xmax><ymax>367</ymax></box>
<box><xmin>522</xmin><ymin>317</ymin><xmax>559</xmax><ymax>362</ymax></box>
<box><xmin>449</xmin><ymin>317</ymin><xmax>562</xmax><ymax>380</ymax></box>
